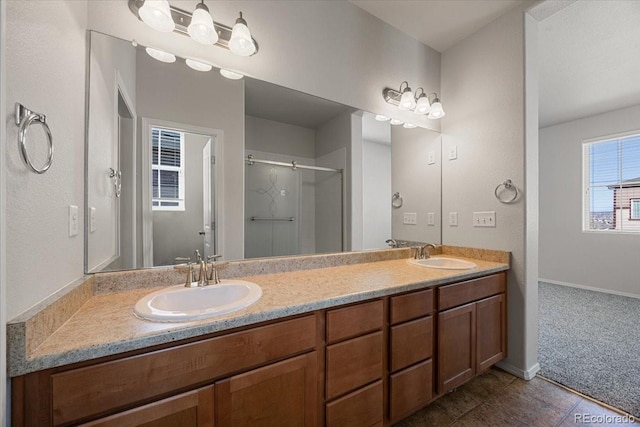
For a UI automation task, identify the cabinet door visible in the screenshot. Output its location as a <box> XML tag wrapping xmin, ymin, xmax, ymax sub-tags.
<box><xmin>476</xmin><ymin>293</ymin><xmax>506</xmax><ymax>372</ymax></box>
<box><xmin>215</xmin><ymin>352</ymin><xmax>317</xmax><ymax>427</ymax></box>
<box><xmin>80</xmin><ymin>385</ymin><xmax>214</xmax><ymax>427</ymax></box>
<box><xmin>437</xmin><ymin>303</ymin><xmax>476</xmax><ymax>394</ymax></box>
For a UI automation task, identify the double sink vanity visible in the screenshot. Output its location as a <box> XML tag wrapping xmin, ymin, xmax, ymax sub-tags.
<box><xmin>9</xmin><ymin>246</ymin><xmax>509</xmax><ymax>426</ymax></box>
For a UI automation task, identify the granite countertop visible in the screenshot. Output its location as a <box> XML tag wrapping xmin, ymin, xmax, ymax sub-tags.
<box><xmin>8</xmin><ymin>249</ymin><xmax>509</xmax><ymax>376</ymax></box>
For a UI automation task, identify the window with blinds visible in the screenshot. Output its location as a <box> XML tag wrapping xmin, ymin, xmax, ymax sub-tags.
<box><xmin>152</xmin><ymin>127</ymin><xmax>185</xmax><ymax>211</ymax></box>
<box><xmin>583</xmin><ymin>132</ymin><xmax>640</xmax><ymax>233</ymax></box>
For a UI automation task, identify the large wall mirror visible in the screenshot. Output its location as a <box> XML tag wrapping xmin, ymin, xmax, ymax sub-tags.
<box><xmin>86</xmin><ymin>31</ymin><xmax>442</xmax><ymax>273</ymax></box>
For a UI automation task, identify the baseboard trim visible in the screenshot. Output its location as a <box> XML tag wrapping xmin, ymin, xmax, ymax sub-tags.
<box><xmin>539</xmin><ymin>278</ymin><xmax>640</xmax><ymax>300</ymax></box>
<box><xmin>496</xmin><ymin>361</ymin><xmax>540</xmax><ymax>380</ymax></box>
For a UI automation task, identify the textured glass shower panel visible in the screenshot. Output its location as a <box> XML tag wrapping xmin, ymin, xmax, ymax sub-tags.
<box><xmin>245</xmin><ymin>163</ymin><xmax>300</xmax><ymax>258</ymax></box>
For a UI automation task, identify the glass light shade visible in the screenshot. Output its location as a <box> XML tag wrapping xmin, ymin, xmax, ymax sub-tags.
<box><xmin>390</xmin><ymin>119</ymin><xmax>404</xmax><ymax>126</ymax></box>
<box><xmin>374</xmin><ymin>115</ymin><xmax>390</xmax><ymax>121</ymax></box>
<box><xmin>399</xmin><ymin>89</ymin><xmax>416</xmax><ymax>111</ymax></box>
<box><xmin>186</xmin><ymin>59</ymin><xmax>213</xmax><ymax>72</ymax></box>
<box><xmin>145</xmin><ymin>47</ymin><xmax>176</xmax><ymax>63</ymax></box>
<box><xmin>429</xmin><ymin>101</ymin><xmax>446</xmax><ymax>119</ymax></box>
<box><xmin>229</xmin><ymin>20</ymin><xmax>256</xmax><ymax>56</ymax></box>
<box><xmin>188</xmin><ymin>5</ymin><xmax>218</xmax><ymax>45</ymax></box>
<box><xmin>139</xmin><ymin>0</ymin><xmax>175</xmax><ymax>33</ymax></box>
<box><xmin>403</xmin><ymin>123</ymin><xmax>417</xmax><ymax>129</ymax></box>
<box><xmin>414</xmin><ymin>96</ymin><xmax>431</xmax><ymax>115</ymax></box>
<box><xmin>220</xmin><ymin>69</ymin><xmax>244</xmax><ymax>80</ymax></box>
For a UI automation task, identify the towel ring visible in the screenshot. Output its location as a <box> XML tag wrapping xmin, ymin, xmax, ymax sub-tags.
<box><xmin>15</xmin><ymin>103</ymin><xmax>54</xmax><ymax>174</ymax></box>
<box><xmin>392</xmin><ymin>192</ymin><xmax>403</xmax><ymax>208</ymax></box>
<box><xmin>494</xmin><ymin>179</ymin><xmax>518</xmax><ymax>204</ymax></box>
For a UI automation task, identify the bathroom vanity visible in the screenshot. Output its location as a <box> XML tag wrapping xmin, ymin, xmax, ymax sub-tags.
<box><xmin>9</xmin><ymin>249</ymin><xmax>508</xmax><ymax>426</ymax></box>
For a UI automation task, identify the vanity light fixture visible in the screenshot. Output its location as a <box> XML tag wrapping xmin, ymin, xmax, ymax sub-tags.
<box><xmin>220</xmin><ymin>69</ymin><xmax>244</xmax><ymax>80</ymax></box>
<box><xmin>390</xmin><ymin>119</ymin><xmax>404</xmax><ymax>126</ymax></box>
<box><xmin>374</xmin><ymin>115</ymin><xmax>390</xmax><ymax>122</ymax></box>
<box><xmin>229</xmin><ymin>12</ymin><xmax>257</xmax><ymax>57</ymax></box>
<box><xmin>187</xmin><ymin>1</ymin><xmax>218</xmax><ymax>45</ymax></box>
<box><xmin>138</xmin><ymin>0</ymin><xmax>175</xmax><ymax>33</ymax></box>
<box><xmin>145</xmin><ymin>46</ymin><xmax>176</xmax><ymax>63</ymax></box>
<box><xmin>383</xmin><ymin>84</ymin><xmax>446</xmax><ymax>119</ymax></box>
<box><xmin>185</xmin><ymin>58</ymin><xmax>213</xmax><ymax>72</ymax></box>
<box><xmin>129</xmin><ymin>0</ymin><xmax>259</xmax><ymax>56</ymax></box>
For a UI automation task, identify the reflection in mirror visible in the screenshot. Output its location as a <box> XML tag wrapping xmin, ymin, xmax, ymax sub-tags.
<box><xmin>85</xmin><ymin>31</ymin><xmax>441</xmax><ymax>273</ymax></box>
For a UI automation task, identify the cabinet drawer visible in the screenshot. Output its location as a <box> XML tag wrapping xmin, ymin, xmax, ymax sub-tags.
<box><xmin>437</xmin><ymin>273</ymin><xmax>506</xmax><ymax>311</ymax></box>
<box><xmin>390</xmin><ymin>289</ymin><xmax>433</xmax><ymax>325</ymax></box>
<box><xmin>326</xmin><ymin>381</ymin><xmax>383</xmax><ymax>427</ymax></box>
<box><xmin>326</xmin><ymin>331</ymin><xmax>383</xmax><ymax>399</ymax></box>
<box><xmin>51</xmin><ymin>315</ymin><xmax>317</xmax><ymax>426</ymax></box>
<box><xmin>389</xmin><ymin>359</ymin><xmax>433</xmax><ymax>421</ymax></box>
<box><xmin>326</xmin><ymin>299</ymin><xmax>383</xmax><ymax>344</ymax></box>
<box><xmin>390</xmin><ymin>316</ymin><xmax>433</xmax><ymax>372</ymax></box>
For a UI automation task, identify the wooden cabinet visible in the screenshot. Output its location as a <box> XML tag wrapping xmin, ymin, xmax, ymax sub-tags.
<box><xmin>215</xmin><ymin>353</ymin><xmax>317</xmax><ymax>427</ymax></box>
<box><xmin>437</xmin><ymin>272</ymin><xmax>507</xmax><ymax>394</ymax></box>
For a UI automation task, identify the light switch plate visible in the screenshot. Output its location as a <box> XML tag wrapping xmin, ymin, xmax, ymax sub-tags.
<box><xmin>427</xmin><ymin>212</ymin><xmax>435</xmax><ymax>226</ymax></box>
<box><xmin>427</xmin><ymin>151</ymin><xmax>435</xmax><ymax>165</ymax></box>
<box><xmin>473</xmin><ymin>211</ymin><xmax>496</xmax><ymax>227</ymax></box>
<box><xmin>90</xmin><ymin>207</ymin><xmax>97</xmax><ymax>233</ymax></box>
<box><xmin>403</xmin><ymin>212</ymin><xmax>417</xmax><ymax>225</ymax></box>
<box><xmin>69</xmin><ymin>205</ymin><xmax>79</xmax><ymax>237</ymax></box>
<box><xmin>448</xmin><ymin>145</ymin><xmax>457</xmax><ymax>160</ymax></box>
<box><xmin>449</xmin><ymin>212</ymin><xmax>458</xmax><ymax>226</ymax></box>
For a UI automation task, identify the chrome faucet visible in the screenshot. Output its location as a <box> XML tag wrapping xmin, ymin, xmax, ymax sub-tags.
<box><xmin>414</xmin><ymin>243</ymin><xmax>438</xmax><ymax>260</ymax></box>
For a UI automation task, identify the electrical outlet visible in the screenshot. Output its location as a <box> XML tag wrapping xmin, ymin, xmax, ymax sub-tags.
<box><xmin>449</xmin><ymin>212</ymin><xmax>458</xmax><ymax>226</ymax></box>
<box><xmin>69</xmin><ymin>205</ymin><xmax>79</xmax><ymax>237</ymax></box>
<box><xmin>90</xmin><ymin>207</ymin><xmax>97</xmax><ymax>233</ymax></box>
<box><xmin>473</xmin><ymin>211</ymin><xmax>496</xmax><ymax>227</ymax></box>
<box><xmin>448</xmin><ymin>145</ymin><xmax>457</xmax><ymax>160</ymax></box>
<box><xmin>427</xmin><ymin>151</ymin><xmax>435</xmax><ymax>165</ymax></box>
<box><xmin>403</xmin><ymin>212</ymin><xmax>417</xmax><ymax>225</ymax></box>
<box><xmin>427</xmin><ymin>212</ymin><xmax>435</xmax><ymax>226</ymax></box>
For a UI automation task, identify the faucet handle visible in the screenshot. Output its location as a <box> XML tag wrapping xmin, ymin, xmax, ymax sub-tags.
<box><xmin>194</xmin><ymin>250</ymin><xmax>202</xmax><ymax>263</ymax></box>
<box><xmin>413</xmin><ymin>246</ymin><xmax>423</xmax><ymax>259</ymax></box>
<box><xmin>207</xmin><ymin>254</ymin><xmax>223</xmax><ymax>262</ymax></box>
<box><xmin>174</xmin><ymin>261</ymin><xmax>197</xmax><ymax>287</ymax></box>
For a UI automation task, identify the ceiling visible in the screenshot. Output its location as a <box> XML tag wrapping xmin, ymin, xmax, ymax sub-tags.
<box><xmin>538</xmin><ymin>0</ymin><xmax>640</xmax><ymax>127</ymax></box>
<box><xmin>349</xmin><ymin>0</ymin><xmax>526</xmax><ymax>52</ymax></box>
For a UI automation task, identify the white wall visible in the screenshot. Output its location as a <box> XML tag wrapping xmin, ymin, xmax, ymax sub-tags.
<box><xmin>441</xmin><ymin>7</ymin><xmax>538</xmax><ymax>377</ymax></box>
<box><xmin>362</xmin><ymin>140</ymin><xmax>391</xmax><ymax>249</ymax></box>
<box><xmin>391</xmin><ymin>127</ymin><xmax>441</xmax><ymax>245</ymax></box>
<box><xmin>5</xmin><ymin>0</ymin><xmax>88</xmax><ymax>320</ymax></box>
<box><xmin>136</xmin><ymin>49</ymin><xmax>245</xmax><ymax>260</ymax></box>
<box><xmin>540</xmin><ymin>104</ymin><xmax>640</xmax><ymax>296</ymax></box>
<box><xmin>245</xmin><ymin>115</ymin><xmax>315</xmax><ymax>158</ymax></box>
<box><xmin>86</xmin><ymin>32</ymin><xmax>137</xmax><ymax>272</ymax></box>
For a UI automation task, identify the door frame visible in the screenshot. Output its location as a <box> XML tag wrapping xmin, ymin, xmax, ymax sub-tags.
<box><xmin>141</xmin><ymin>118</ymin><xmax>223</xmax><ymax>267</ymax></box>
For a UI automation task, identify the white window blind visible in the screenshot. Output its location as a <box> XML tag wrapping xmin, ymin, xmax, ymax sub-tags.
<box><xmin>152</xmin><ymin>128</ymin><xmax>185</xmax><ymax>211</ymax></box>
<box><xmin>583</xmin><ymin>132</ymin><xmax>640</xmax><ymax>233</ymax></box>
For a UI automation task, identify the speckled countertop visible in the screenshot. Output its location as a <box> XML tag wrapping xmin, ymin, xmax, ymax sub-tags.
<box><xmin>8</xmin><ymin>248</ymin><xmax>508</xmax><ymax>376</ymax></box>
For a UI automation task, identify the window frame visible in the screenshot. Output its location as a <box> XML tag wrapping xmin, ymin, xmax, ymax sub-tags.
<box><xmin>151</xmin><ymin>127</ymin><xmax>186</xmax><ymax>212</ymax></box>
<box><xmin>631</xmin><ymin>199</ymin><xmax>640</xmax><ymax>221</ymax></box>
<box><xmin>582</xmin><ymin>130</ymin><xmax>640</xmax><ymax>234</ymax></box>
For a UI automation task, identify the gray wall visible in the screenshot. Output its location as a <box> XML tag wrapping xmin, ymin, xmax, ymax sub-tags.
<box><xmin>245</xmin><ymin>115</ymin><xmax>315</xmax><ymax>158</ymax></box>
<box><xmin>441</xmin><ymin>7</ymin><xmax>538</xmax><ymax>378</ymax></box>
<box><xmin>362</xmin><ymin>140</ymin><xmax>391</xmax><ymax>249</ymax></box>
<box><xmin>153</xmin><ymin>133</ymin><xmax>210</xmax><ymax>266</ymax></box>
<box><xmin>540</xmin><ymin>104</ymin><xmax>640</xmax><ymax>297</ymax></box>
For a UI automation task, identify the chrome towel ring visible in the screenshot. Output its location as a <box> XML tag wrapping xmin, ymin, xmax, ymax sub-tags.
<box><xmin>15</xmin><ymin>103</ymin><xmax>54</xmax><ymax>174</ymax></box>
<box><xmin>495</xmin><ymin>179</ymin><xmax>518</xmax><ymax>204</ymax></box>
<box><xmin>392</xmin><ymin>192</ymin><xmax>403</xmax><ymax>208</ymax></box>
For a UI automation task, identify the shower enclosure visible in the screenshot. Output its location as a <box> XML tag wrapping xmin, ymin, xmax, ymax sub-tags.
<box><xmin>245</xmin><ymin>155</ymin><xmax>343</xmax><ymax>258</ymax></box>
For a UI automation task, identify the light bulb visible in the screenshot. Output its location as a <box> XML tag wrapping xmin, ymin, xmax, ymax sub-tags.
<box><xmin>220</xmin><ymin>69</ymin><xmax>244</xmax><ymax>80</ymax></box>
<box><xmin>403</xmin><ymin>123</ymin><xmax>417</xmax><ymax>129</ymax></box>
<box><xmin>390</xmin><ymin>119</ymin><xmax>404</xmax><ymax>126</ymax></box>
<box><xmin>186</xmin><ymin>59</ymin><xmax>213</xmax><ymax>72</ymax></box>
<box><xmin>145</xmin><ymin>47</ymin><xmax>176</xmax><ymax>63</ymax></box>
<box><xmin>429</xmin><ymin>100</ymin><xmax>445</xmax><ymax>119</ymax></box>
<box><xmin>375</xmin><ymin>115</ymin><xmax>390</xmax><ymax>121</ymax></box>
<box><xmin>414</xmin><ymin>96</ymin><xmax>431</xmax><ymax>115</ymax></box>
<box><xmin>188</xmin><ymin>2</ymin><xmax>218</xmax><ymax>45</ymax></box>
<box><xmin>399</xmin><ymin>88</ymin><xmax>416</xmax><ymax>111</ymax></box>
<box><xmin>229</xmin><ymin>12</ymin><xmax>256</xmax><ymax>56</ymax></box>
<box><xmin>138</xmin><ymin>0</ymin><xmax>175</xmax><ymax>33</ymax></box>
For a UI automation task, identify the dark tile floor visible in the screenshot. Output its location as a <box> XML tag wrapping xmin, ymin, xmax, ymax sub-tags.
<box><xmin>395</xmin><ymin>368</ymin><xmax>638</xmax><ymax>426</ymax></box>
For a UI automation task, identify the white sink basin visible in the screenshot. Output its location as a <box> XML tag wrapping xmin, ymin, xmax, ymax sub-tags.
<box><xmin>134</xmin><ymin>280</ymin><xmax>262</xmax><ymax>322</ymax></box>
<box><xmin>408</xmin><ymin>257</ymin><xmax>477</xmax><ymax>270</ymax></box>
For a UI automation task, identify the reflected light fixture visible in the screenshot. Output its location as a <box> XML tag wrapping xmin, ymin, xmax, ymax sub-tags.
<box><xmin>185</xmin><ymin>58</ymin><xmax>213</xmax><ymax>72</ymax></box>
<box><xmin>390</xmin><ymin>119</ymin><xmax>404</xmax><ymax>126</ymax></box>
<box><xmin>145</xmin><ymin>46</ymin><xmax>176</xmax><ymax>63</ymax></box>
<box><xmin>229</xmin><ymin>12</ymin><xmax>257</xmax><ymax>56</ymax></box>
<box><xmin>220</xmin><ymin>69</ymin><xmax>244</xmax><ymax>80</ymax></box>
<box><xmin>383</xmin><ymin>83</ymin><xmax>445</xmax><ymax>120</ymax></box>
<box><xmin>187</xmin><ymin>1</ymin><xmax>218</xmax><ymax>45</ymax></box>
<box><xmin>375</xmin><ymin>114</ymin><xmax>390</xmax><ymax>122</ymax></box>
<box><xmin>403</xmin><ymin>123</ymin><xmax>417</xmax><ymax>129</ymax></box>
<box><xmin>138</xmin><ymin>0</ymin><xmax>175</xmax><ymax>33</ymax></box>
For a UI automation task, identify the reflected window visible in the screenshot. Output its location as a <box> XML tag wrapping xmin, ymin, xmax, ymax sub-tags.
<box><xmin>152</xmin><ymin>127</ymin><xmax>185</xmax><ymax>211</ymax></box>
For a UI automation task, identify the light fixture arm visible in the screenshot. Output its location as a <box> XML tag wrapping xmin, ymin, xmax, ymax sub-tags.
<box><xmin>414</xmin><ymin>87</ymin><xmax>426</xmax><ymax>100</ymax></box>
<box><xmin>128</xmin><ymin>0</ymin><xmax>259</xmax><ymax>55</ymax></box>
